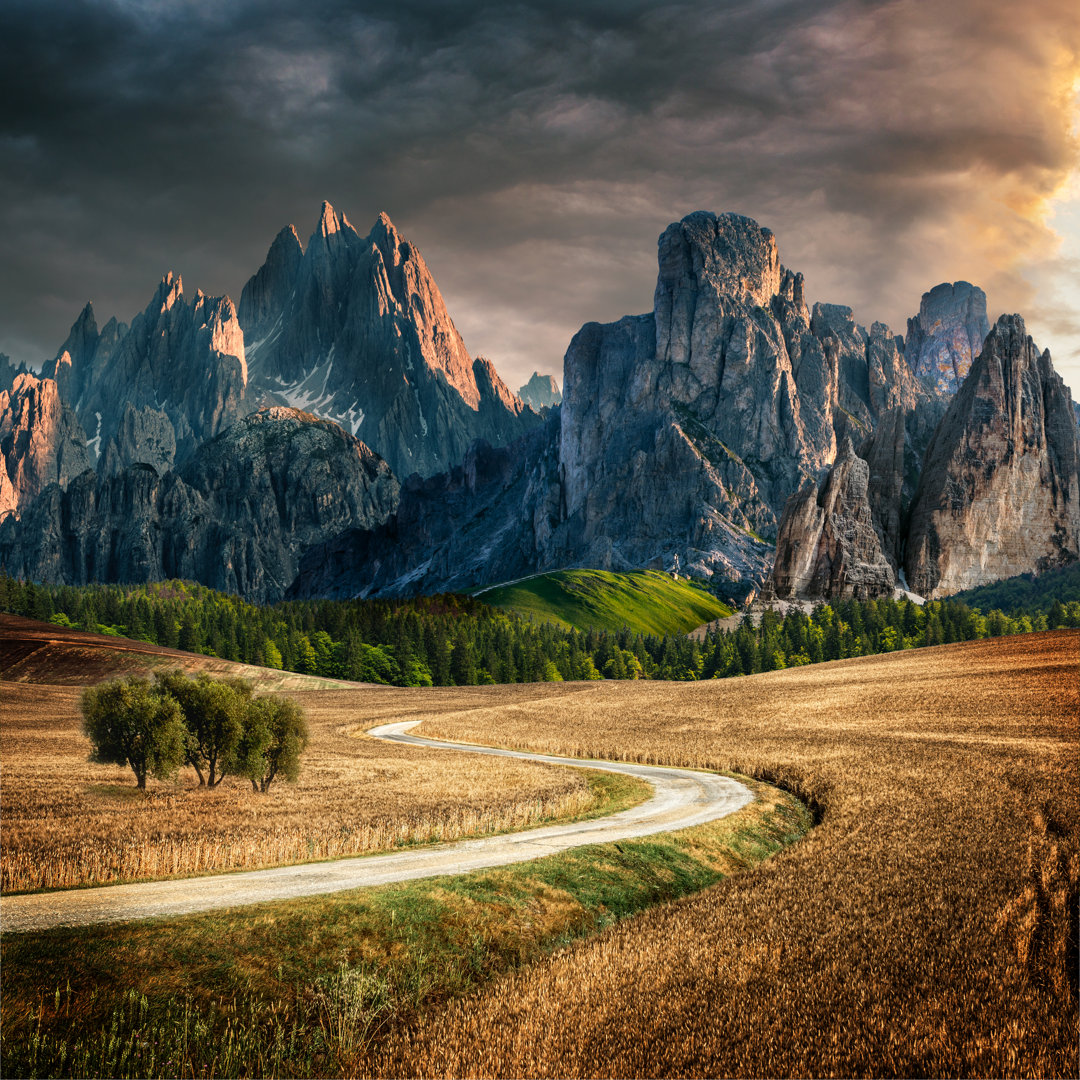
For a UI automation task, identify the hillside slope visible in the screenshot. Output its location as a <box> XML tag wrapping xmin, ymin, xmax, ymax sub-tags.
<box><xmin>477</xmin><ymin>570</ymin><xmax>732</xmax><ymax>636</ymax></box>
<box><xmin>0</xmin><ymin>613</ymin><xmax>362</xmax><ymax>689</ymax></box>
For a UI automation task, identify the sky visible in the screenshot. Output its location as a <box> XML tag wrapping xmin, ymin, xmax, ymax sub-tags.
<box><xmin>2</xmin><ymin>0</ymin><xmax>1079</xmax><ymax>397</ymax></box>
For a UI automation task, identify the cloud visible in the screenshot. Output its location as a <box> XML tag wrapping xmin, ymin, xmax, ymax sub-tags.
<box><xmin>1</xmin><ymin>0</ymin><xmax>1078</xmax><ymax>394</ymax></box>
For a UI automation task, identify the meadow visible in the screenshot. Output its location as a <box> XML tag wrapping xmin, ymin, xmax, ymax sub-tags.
<box><xmin>476</xmin><ymin>569</ymin><xmax>733</xmax><ymax>635</ymax></box>
<box><xmin>1</xmin><ymin>626</ymin><xmax>1075</xmax><ymax>1077</ymax></box>
<box><xmin>375</xmin><ymin>631</ymin><xmax>1079</xmax><ymax>1077</ymax></box>
<box><xmin>0</xmin><ymin>621</ymin><xmax>645</xmax><ymax>893</ymax></box>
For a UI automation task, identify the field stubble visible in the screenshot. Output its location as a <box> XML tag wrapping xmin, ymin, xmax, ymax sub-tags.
<box><xmin>0</xmin><ymin>681</ymin><xmax>614</xmax><ymax>893</ymax></box>
<box><xmin>374</xmin><ymin>631</ymin><xmax>1079</xmax><ymax>1078</ymax></box>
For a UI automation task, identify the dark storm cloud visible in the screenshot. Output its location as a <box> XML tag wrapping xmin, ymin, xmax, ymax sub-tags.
<box><xmin>2</xmin><ymin>0</ymin><xmax>1078</xmax><ymax>391</ymax></box>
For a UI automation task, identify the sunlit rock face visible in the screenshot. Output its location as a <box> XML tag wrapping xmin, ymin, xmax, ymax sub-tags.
<box><xmin>905</xmin><ymin>315</ymin><xmax>1080</xmax><ymax>598</ymax></box>
<box><xmin>518</xmin><ymin>372</ymin><xmax>562</xmax><ymax>410</ymax></box>
<box><xmin>904</xmin><ymin>282</ymin><xmax>990</xmax><ymax>396</ymax></box>
<box><xmin>0</xmin><ymin>372</ymin><xmax>90</xmax><ymax>520</ymax></box>
<box><xmin>42</xmin><ymin>279</ymin><xmax>248</xmax><ymax>471</ymax></box>
<box><xmin>768</xmin><ymin>437</ymin><xmax>895</xmax><ymax>600</ymax></box>
<box><xmin>238</xmin><ymin>202</ymin><xmax>541</xmax><ymax>478</ymax></box>
<box><xmin>0</xmin><ymin>408</ymin><xmax>398</xmax><ymax>603</ymax></box>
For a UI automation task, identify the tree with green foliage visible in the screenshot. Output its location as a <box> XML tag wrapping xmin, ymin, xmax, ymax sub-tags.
<box><xmin>244</xmin><ymin>696</ymin><xmax>309</xmax><ymax>792</ymax></box>
<box><xmin>81</xmin><ymin>677</ymin><xmax>188</xmax><ymax>789</ymax></box>
<box><xmin>155</xmin><ymin>671</ymin><xmax>252</xmax><ymax>787</ymax></box>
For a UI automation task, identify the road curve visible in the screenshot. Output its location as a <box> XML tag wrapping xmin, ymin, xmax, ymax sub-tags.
<box><xmin>0</xmin><ymin>721</ymin><xmax>754</xmax><ymax>934</ymax></box>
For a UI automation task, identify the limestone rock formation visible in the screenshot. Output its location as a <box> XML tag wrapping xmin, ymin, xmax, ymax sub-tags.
<box><xmin>99</xmin><ymin>404</ymin><xmax>177</xmax><ymax>476</ymax></box>
<box><xmin>0</xmin><ymin>408</ymin><xmax>399</xmax><ymax>603</ymax></box>
<box><xmin>904</xmin><ymin>282</ymin><xmax>990</xmax><ymax>396</ymax></box>
<box><xmin>42</xmin><ymin>279</ymin><xmax>248</xmax><ymax>466</ymax></box>
<box><xmin>905</xmin><ymin>315</ymin><xmax>1080</xmax><ymax>597</ymax></box>
<box><xmin>291</xmin><ymin>420</ymin><xmax>563</xmax><ymax>599</ymax></box>
<box><xmin>518</xmin><ymin>371</ymin><xmax>562</xmax><ymax>410</ymax></box>
<box><xmin>239</xmin><ymin>203</ymin><xmax>541</xmax><ymax>477</ymax></box>
<box><xmin>294</xmin><ymin>211</ymin><xmax>947</xmax><ymax>601</ymax></box>
<box><xmin>1</xmin><ymin>354</ymin><xmax>30</xmax><ymax>394</ymax></box>
<box><xmin>768</xmin><ymin>438</ymin><xmax>895</xmax><ymax>600</ymax></box>
<box><xmin>0</xmin><ymin>373</ymin><xmax>90</xmax><ymax>520</ymax></box>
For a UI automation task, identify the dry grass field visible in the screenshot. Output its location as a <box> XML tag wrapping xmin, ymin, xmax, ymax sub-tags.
<box><xmin>0</xmin><ymin>617</ymin><xmax>628</xmax><ymax>893</ymax></box>
<box><xmin>371</xmin><ymin>631</ymin><xmax>1080</xmax><ymax>1078</ymax></box>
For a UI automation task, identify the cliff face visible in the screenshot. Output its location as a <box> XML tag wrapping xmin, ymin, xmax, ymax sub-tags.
<box><xmin>0</xmin><ymin>373</ymin><xmax>90</xmax><ymax>520</ymax></box>
<box><xmin>239</xmin><ymin>203</ymin><xmax>541</xmax><ymax>478</ymax></box>
<box><xmin>768</xmin><ymin>438</ymin><xmax>894</xmax><ymax>600</ymax></box>
<box><xmin>769</xmin><ymin>315</ymin><xmax>1080</xmax><ymax>601</ymax></box>
<box><xmin>905</xmin><ymin>315</ymin><xmax>1080</xmax><ymax>597</ymax></box>
<box><xmin>0</xmin><ymin>408</ymin><xmax>398</xmax><ymax>603</ymax></box>
<box><xmin>290</xmin><ymin>419</ymin><xmax>563</xmax><ymax>600</ymax></box>
<box><xmin>43</xmin><ymin>278</ymin><xmax>248</xmax><ymax>469</ymax></box>
<box><xmin>904</xmin><ymin>282</ymin><xmax>990</xmax><ymax>396</ymax></box>
<box><xmin>293</xmin><ymin>211</ymin><xmax>944</xmax><ymax>600</ymax></box>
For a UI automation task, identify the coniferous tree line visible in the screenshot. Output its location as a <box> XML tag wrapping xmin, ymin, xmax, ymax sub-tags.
<box><xmin>1</xmin><ymin>573</ymin><xmax>1075</xmax><ymax>687</ymax></box>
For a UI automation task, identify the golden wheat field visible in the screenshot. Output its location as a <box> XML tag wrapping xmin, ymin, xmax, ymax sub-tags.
<box><xmin>367</xmin><ymin>631</ymin><xmax>1080</xmax><ymax>1078</ymax></box>
<box><xmin>0</xmin><ymin>670</ymin><xmax>609</xmax><ymax>893</ymax></box>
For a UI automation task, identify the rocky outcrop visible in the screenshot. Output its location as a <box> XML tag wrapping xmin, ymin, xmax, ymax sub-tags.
<box><xmin>239</xmin><ymin>203</ymin><xmax>541</xmax><ymax>477</ymax></box>
<box><xmin>294</xmin><ymin>211</ymin><xmax>949</xmax><ymax>601</ymax></box>
<box><xmin>1</xmin><ymin>354</ymin><xmax>30</xmax><ymax>394</ymax></box>
<box><xmin>99</xmin><ymin>404</ymin><xmax>177</xmax><ymax>476</ymax></box>
<box><xmin>42</xmin><ymin>280</ymin><xmax>248</xmax><ymax>466</ymax></box>
<box><xmin>291</xmin><ymin>420</ymin><xmax>563</xmax><ymax>600</ymax></box>
<box><xmin>905</xmin><ymin>315</ymin><xmax>1080</xmax><ymax>597</ymax></box>
<box><xmin>0</xmin><ymin>373</ymin><xmax>90</xmax><ymax>520</ymax></box>
<box><xmin>0</xmin><ymin>408</ymin><xmax>399</xmax><ymax>603</ymax></box>
<box><xmin>518</xmin><ymin>371</ymin><xmax>562</xmax><ymax>410</ymax></box>
<box><xmin>768</xmin><ymin>438</ymin><xmax>895</xmax><ymax>600</ymax></box>
<box><xmin>904</xmin><ymin>282</ymin><xmax>990</xmax><ymax>396</ymax></box>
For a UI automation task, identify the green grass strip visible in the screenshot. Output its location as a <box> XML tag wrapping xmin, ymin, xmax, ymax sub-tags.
<box><xmin>1</xmin><ymin>777</ymin><xmax>810</xmax><ymax>1079</ymax></box>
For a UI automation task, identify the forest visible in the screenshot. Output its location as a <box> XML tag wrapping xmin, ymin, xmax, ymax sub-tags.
<box><xmin>1</xmin><ymin>573</ymin><xmax>1075</xmax><ymax>687</ymax></box>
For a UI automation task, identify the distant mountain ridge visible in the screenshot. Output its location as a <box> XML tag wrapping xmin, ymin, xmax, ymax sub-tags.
<box><xmin>3</xmin><ymin>206</ymin><xmax>1077</xmax><ymax>606</ymax></box>
<box><xmin>292</xmin><ymin>211</ymin><xmax>961</xmax><ymax>602</ymax></box>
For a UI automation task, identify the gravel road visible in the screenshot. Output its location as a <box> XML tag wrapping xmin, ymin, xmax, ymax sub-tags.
<box><xmin>0</xmin><ymin>721</ymin><xmax>753</xmax><ymax>933</ymax></box>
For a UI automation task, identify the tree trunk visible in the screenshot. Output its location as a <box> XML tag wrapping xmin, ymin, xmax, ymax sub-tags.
<box><xmin>136</xmin><ymin>771</ymin><xmax>146</xmax><ymax>789</ymax></box>
<box><xmin>191</xmin><ymin>761</ymin><xmax>206</xmax><ymax>786</ymax></box>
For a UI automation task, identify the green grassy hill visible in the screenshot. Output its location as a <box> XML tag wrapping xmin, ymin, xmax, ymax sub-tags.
<box><xmin>476</xmin><ymin>569</ymin><xmax>733</xmax><ymax>636</ymax></box>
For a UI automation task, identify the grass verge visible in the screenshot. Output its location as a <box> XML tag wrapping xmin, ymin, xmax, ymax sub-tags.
<box><xmin>0</xmin><ymin>776</ymin><xmax>809</xmax><ymax>1079</ymax></box>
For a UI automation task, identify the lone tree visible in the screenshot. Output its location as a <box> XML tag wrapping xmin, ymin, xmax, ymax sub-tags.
<box><xmin>244</xmin><ymin>695</ymin><xmax>309</xmax><ymax>793</ymax></box>
<box><xmin>155</xmin><ymin>671</ymin><xmax>252</xmax><ymax>787</ymax></box>
<box><xmin>81</xmin><ymin>676</ymin><xmax>188</xmax><ymax>789</ymax></box>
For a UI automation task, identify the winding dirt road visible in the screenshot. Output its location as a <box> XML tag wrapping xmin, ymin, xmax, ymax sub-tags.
<box><xmin>0</xmin><ymin>721</ymin><xmax>753</xmax><ymax>934</ymax></box>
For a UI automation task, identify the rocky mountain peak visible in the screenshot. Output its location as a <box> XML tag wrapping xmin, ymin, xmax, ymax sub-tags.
<box><xmin>237</xmin><ymin>203</ymin><xmax>540</xmax><ymax>478</ymax></box>
<box><xmin>518</xmin><ymin>371</ymin><xmax>562</xmax><ymax>410</ymax></box>
<box><xmin>656</xmin><ymin>211</ymin><xmax>782</xmax><ymax>318</ymax></box>
<box><xmin>904</xmin><ymin>313</ymin><xmax>1079</xmax><ymax>597</ymax></box>
<box><xmin>237</xmin><ymin>225</ymin><xmax>304</xmax><ymax>342</ymax></box>
<box><xmin>0</xmin><ymin>372</ymin><xmax>90</xmax><ymax>519</ymax></box>
<box><xmin>156</xmin><ymin>271</ymin><xmax>184</xmax><ymax>313</ymax></box>
<box><xmin>904</xmin><ymin>281</ymin><xmax>989</xmax><ymax>395</ymax></box>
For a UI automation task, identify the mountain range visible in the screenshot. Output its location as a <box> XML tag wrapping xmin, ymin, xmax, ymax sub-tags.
<box><xmin>2</xmin><ymin>205</ymin><xmax>1077</xmax><ymax>608</ymax></box>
